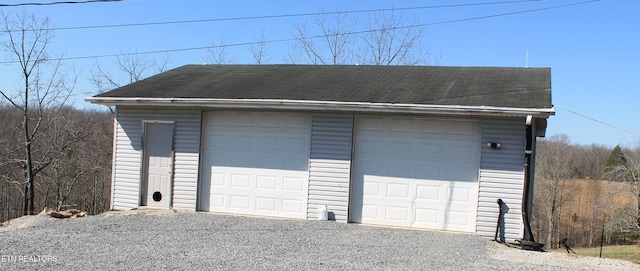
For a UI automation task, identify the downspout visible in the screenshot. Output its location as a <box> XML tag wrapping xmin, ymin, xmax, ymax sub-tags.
<box><xmin>522</xmin><ymin>115</ymin><xmax>536</xmax><ymax>242</ymax></box>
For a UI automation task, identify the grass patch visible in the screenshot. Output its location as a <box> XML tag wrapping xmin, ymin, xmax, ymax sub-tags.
<box><xmin>551</xmin><ymin>245</ymin><xmax>640</xmax><ymax>264</ymax></box>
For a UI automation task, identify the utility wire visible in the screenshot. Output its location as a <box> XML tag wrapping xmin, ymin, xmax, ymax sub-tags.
<box><xmin>555</xmin><ymin>105</ymin><xmax>640</xmax><ymax>137</ymax></box>
<box><xmin>0</xmin><ymin>0</ymin><xmax>122</xmax><ymax>7</ymax></box>
<box><xmin>0</xmin><ymin>0</ymin><xmax>600</xmax><ymax>64</ymax></box>
<box><xmin>0</xmin><ymin>0</ymin><xmax>543</xmax><ymax>33</ymax></box>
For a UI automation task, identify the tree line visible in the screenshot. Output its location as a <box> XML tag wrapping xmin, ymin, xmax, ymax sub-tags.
<box><xmin>532</xmin><ymin>134</ymin><xmax>640</xmax><ymax>249</ymax></box>
<box><xmin>0</xmin><ymin>104</ymin><xmax>112</xmax><ymax>221</ymax></box>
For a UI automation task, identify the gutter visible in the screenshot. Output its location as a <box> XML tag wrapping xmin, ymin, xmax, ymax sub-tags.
<box><xmin>85</xmin><ymin>97</ymin><xmax>555</xmax><ymax>117</ymax></box>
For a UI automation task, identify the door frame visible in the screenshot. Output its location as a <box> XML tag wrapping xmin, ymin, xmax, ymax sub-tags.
<box><xmin>140</xmin><ymin>120</ymin><xmax>176</xmax><ymax>207</ymax></box>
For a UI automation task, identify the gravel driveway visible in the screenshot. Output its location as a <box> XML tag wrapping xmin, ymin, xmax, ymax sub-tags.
<box><xmin>1</xmin><ymin>209</ymin><xmax>637</xmax><ymax>270</ymax></box>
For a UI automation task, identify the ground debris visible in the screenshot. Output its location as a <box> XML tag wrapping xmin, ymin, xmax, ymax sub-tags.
<box><xmin>39</xmin><ymin>207</ymin><xmax>87</xmax><ymax>219</ymax></box>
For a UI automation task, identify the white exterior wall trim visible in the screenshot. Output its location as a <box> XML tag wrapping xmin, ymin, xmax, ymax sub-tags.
<box><xmin>86</xmin><ymin>97</ymin><xmax>555</xmax><ymax>117</ymax></box>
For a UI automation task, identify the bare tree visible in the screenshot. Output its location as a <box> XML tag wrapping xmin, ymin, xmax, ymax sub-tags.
<box><xmin>572</xmin><ymin>144</ymin><xmax>610</xmax><ymax>180</ymax></box>
<box><xmin>0</xmin><ymin>103</ymin><xmax>23</xmax><ymax>220</ymax></box>
<box><xmin>288</xmin><ymin>10</ymin><xmax>356</xmax><ymax>65</ymax></box>
<box><xmin>583</xmin><ymin>178</ymin><xmax>609</xmax><ymax>246</ymax></box>
<box><xmin>534</xmin><ymin>134</ymin><xmax>575</xmax><ymax>248</ymax></box>
<box><xmin>618</xmin><ymin>143</ymin><xmax>640</xmax><ymax>237</ymax></box>
<box><xmin>250</xmin><ymin>30</ymin><xmax>270</xmax><ymax>64</ymax></box>
<box><xmin>90</xmin><ymin>48</ymin><xmax>170</xmax><ymax>94</ymax></box>
<box><xmin>79</xmin><ymin>110</ymin><xmax>112</xmax><ymax>215</ymax></box>
<box><xmin>39</xmin><ymin>107</ymin><xmax>88</xmax><ymax>211</ymax></box>
<box><xmin>287</xmin><ymin>9</ymin><xmax>431</xmax><ymax>66</ymax></box>
<box><xmin>0</xmin><ymin>11</ymin><xmax>77</xmax><ymax>215</ymax></box>
<box><xmin>206</xmin><ymin>38</ymin><xmax>235</xmax><ymax>65</ymax></box>
<box><xmin>360</xmin><ymin>11</ymin><xmax>429</xmax><ymax>65</ymax></box>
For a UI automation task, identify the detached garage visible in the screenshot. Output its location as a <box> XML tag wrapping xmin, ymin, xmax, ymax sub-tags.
<box><xmin>87</xmin><ymin>64</ymin><xmax>553</xmax><ymax>243</ymax></box>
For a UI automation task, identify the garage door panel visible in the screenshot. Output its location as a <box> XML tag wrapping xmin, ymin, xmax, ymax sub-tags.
<box><xmin>361</xmin><ymin>205</ymin><xmax>379</xmax><ymax>220</ymax></box>
<box><xmin>209</xmin><ymin>171</ymin><xmax>225</xmax><ymax>185</ymax></box>
<box><xmin>283</xmin><ymin>155</ymin><xmax>309</xmax><ymax>171</ymax></box>
<box><xmin>352</xmin><ymin>116</ymin><xmax>480</xmax><ymax>233</ymax></box>
<box><xmin>359</xmin><ymin>117</ymin><xmax>384</xmax><ymax>131</ymax></box>
<box><xmin>208</xmin><ymin>135</ymin><xmax>228</xmax><ymax>148</ymax></box>
<box><xmin>360</xmin><ymin>158</ymin><xmax>384</xmax><ymax>175</ymax></box>
<box><xmin>386</xmin><ymin>183</ymin><xmax>410</xmax><ymax>198</ymax></box>
<box><xmin>258</xmin><ymin>136</ymin><xmax>279</xmax><ymax>150</ymax></box>
<box><xmin>200</xmin><ymin>112</ymin><xmax>310</xmax><ymax>219</ymax></box>
<box><xmin>414</xmin><ymin>208</ymin><xmax>439</xmax><ymax>224</ymax></box>
<box><xmin>448</xmin><ymin>166</ymin><xmax>477</xmax><ymax>182</ymax></box>
<box><xmin>389</xmin><ymin>160</ymin><xmax>411</xmax><ymax>176</ymax></box>
<box><xmin>283</xmin><ymin>136</ymin><xmax>307</xmax><ymax>150</ymax></box>
<box><xmin>386</xmin><ymin>206</ymin><xmax>410</xmax><ymax>221</ymax></box>
<box><xmin>233</xmin><ymin>135</ymin><xmax>253</xmax><ymax>149</ymax></box>
<box><xmin>416</xmin><ymin>165</ymin><xmax>442</xmax><ymax>180</ymax></box>
<box><xmin>363</xmin><ymin>181</ymin><xmax>381</xmax><ymax>198</ymax></box>
<box><xmin>446</xmin><ymin>211</ymin><xmax>472</xmax><ymax>227</ymax></box>
<box><xmin>417</xmin><ymin>143</ymin><xmax>443</xmax><ymax>158</ymax></box>
<box><xmin>389</xmin><ymin>141</ymin><xmax>413</xmax><ymax>157</ymax></box>
<box><xmin>282</xmin><ymin>199</ymin><xmax>304</xmax><ymax>213</ymax></box>
<box><xmin>391</xmin><ymin>119</ymin><xmax>414</xmax><ymax>133</ymax></box>
<box><xmin>359</xmin><ymin>140</ymin><xmax>384</xmax><ymax>155</ymax></box>
<box><xmin>256</xmin><ymin>176</ymin><xmax>277</xmax><ymax>189</ymax></box>
<box><xmin>448</xmin><ymin>186</ymin><xmax>473</xmax><ymax>203</ymax></box>
<box><xmin>450</xmin><ymin>143</ymin><xmax>477</xmax><ymax>159</ymax></box>
<box><xmin>209</xmin><ymin>151</ymin><xmax>240</xmax><ymax>166</ymax></box>
<box><xmin>230</xmin><ymin>195</ymin><xmax>251</xmax><ymax>209</ymax></box>
<box><xmin>231</xmin><ymin>174</ymin><xmax>251</xmax><ymax>188</ymax></box>
<box><xmin>259</xmin><ymin>114</ymin><xmax>280</xmax><ymax>127</ymax></box>
<box><xmin>419</xmin><ymin>120</ymin><xmax>447</xmax><ymax>135</ymax></box>
<box><xmin>233</xmin><ymin>114</ymin><xmax>253</xmax><ymax>127</ymax></box>
<box><xmin>209</xmin><ymin>193</ymin><xmax>225</xmax><ymax>208</ymax></box>
<box><xmin>257</xmin><ymin>154</ymin><xmax>279</xmax><ymax>168</ymax></box>
<box><xmin>450</xmin><ymin>121</ymin><xmax>478</xmax><ymax>136</ymax></box>
<box><xmin>285</xmin><ymin>115</ymin><xmax>310</xmax><ymax>129</ymax></box>
<box><xmin>256</xmin><ymin>197</ymin><xmax>276</xmax><ymax>211</ymax></box>
<box><xmin>283</xmin><ymin>176</ymin><xmax>305</xmax><ymax>192</ymax></box>
<box><xmin>416</xmin><ymin>184</ymin><xmax>441</xmax><ymax>201</ymax></box>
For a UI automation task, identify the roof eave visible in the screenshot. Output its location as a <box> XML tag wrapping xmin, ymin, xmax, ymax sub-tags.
<box><xmin>85</xmin><ymin>97</ymin><xmax>555</xmax><ymax>118</ymax></box>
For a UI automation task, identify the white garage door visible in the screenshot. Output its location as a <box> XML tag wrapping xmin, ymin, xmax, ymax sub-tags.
<box><xmin>351</xmin><ymin>116</ymin><xmax>481</xmax><ymax>232</ymax></box>
<box><xmin>200</xmin><ymin>111</ymin><xmax>311</xmax><ymax>219</ymax></box>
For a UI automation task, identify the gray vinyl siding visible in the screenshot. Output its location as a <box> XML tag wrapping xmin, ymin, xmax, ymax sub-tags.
<box><xmin>476</xmin><ymin>118</ymin><xmax>526</xmax><ymax>241</ymax></box>
<box><xmin>111</xmin><ymin>107</ymin><xmax>201</xmax><ymax>211</ymax></box>
<box><xmin>307</xmin><ymin>114</ymin><xmax>353</xmax><ymax>222</ymax></box>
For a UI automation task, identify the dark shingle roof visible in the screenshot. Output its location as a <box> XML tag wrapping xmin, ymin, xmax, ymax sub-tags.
<box><xmin>95</xmin><ymin>64</ymin><xmax>552</xmax><ymax>109</ymax></box>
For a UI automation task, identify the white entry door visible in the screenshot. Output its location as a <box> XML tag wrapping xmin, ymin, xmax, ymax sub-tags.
<box><xmin>142</xmin><ymin>122</ymin><xmax>174</xmax><ymax>208</ymax></box>
<box><xmin>351</xmin><ymin>116</ymin><xmax>481</xmax><ymax>233</ymax></box>
<box><xmin>200</xmin><ymin>111</ymin><xmax>311</xmax><ymax>219</ymax></box>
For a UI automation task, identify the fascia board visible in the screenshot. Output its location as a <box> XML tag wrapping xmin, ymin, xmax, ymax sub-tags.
<box><xmin>85</xmin><ymin>97</ymin><xmax>556</xmax><ymax>117</ymax></box>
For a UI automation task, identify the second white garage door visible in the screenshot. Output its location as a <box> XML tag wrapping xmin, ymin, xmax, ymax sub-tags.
<box><xmin>200</xmin><ymin>111</ymin><xmax>311</xmax><ymax>219</ymax></box>
<box><xmin>351</xmin><ymin>116</ymin><xmax>481</xmax><ymax>232</ymax></box>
